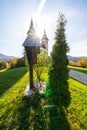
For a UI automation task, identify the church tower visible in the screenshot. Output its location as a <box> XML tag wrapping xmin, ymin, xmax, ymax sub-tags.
<box><xmin>41</xmin><ymin>29</ymin><xmax>49</xmax><ymax>55</ymax></box>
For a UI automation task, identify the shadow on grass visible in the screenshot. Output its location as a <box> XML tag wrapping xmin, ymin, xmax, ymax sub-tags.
<box><xmin>0</xmin><ymin>88</ymin><xmax>71</xmax><ymax>129</ymax></box>
<box><xmin>46</xmin><ymin>82</ymin><xmax>71</xmax><ymax>130</ymax></box>
<box><xmin>0</xmin><ymin>67</ymin><xmax>27</xmax><ymax>96</ymax></box>
<box><xmin>2</xmin><ymin>94</ymin><xmax>47</xmax><ymax>130</ymax></box>
<box><xmin>48</xmin><ymin>106</ymin><xmax>71</xmax><ymax>130</ymax></box>
<box><xmin>17</xmin><ymin>100</ymin><xmax>30</xmax><ymax>130</ymax></box>
<box><xmin>0</xmin><ymin>107</ymin><xmax>12</xmax><ymax>130</ymax></box>
<box><xmin>0</xmin><ymin>98</ymin><xmax>30</xmax><ymax>130</ymax></box>
<box><xmin>17</xmin><ymin>94</ymin><xmax>47</xmax><ymax>130</ymax></box>
<box><xmin>15</xmin><ymin>92</ymin><xmax>71</xmax><ymax>130</ymax></box>
<box><xmin>32</xmin><ymin>94</ymin><xmax>47</xmax><ymax>130</ymax></box>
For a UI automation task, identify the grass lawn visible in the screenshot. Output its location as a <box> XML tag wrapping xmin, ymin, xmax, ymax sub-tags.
<box><xmin>68</xmin><ymin>65</ymin><xmax>87</xmax><ymax>74</ymax></box>
<box><xmin>67</xmin><ymin>78</ymin><xmax>87</xmax><ymax>130</ymax></box>
<box><xmin>0</xmin><ymin>67</ymin><xmax>87</xmax><ymax>130</ymax></box>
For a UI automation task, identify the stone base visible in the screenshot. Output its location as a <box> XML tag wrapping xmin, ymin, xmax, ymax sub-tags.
<box><xmin>24</xmin><ymin>82</ymin><xmax>46</xmax><ymax>97</ymax></box>
<box><xmin>24</xmin><ymin>85</ymin><xmax>36</xmax><ymax>97</ymax></box>
<box><xmin>23</xmin><ymin>82</ymin><xmax>47</xmax><ymax>105</ymax></box>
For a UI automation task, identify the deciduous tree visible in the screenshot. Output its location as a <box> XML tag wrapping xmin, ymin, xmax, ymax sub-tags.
<box><xmin>34</xmin><ymin>50</ymin><xmax>49</xmax><ymax>80</ymax></box>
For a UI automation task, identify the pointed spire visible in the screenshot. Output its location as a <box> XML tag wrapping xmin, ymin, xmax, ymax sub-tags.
<box><xmin>30</xmin><ymin>19</ymin><xmax>33</xmax><ymax>27</ymax></box>
<box><xmin>41</xmin><ymin>29</ymin><xmax>49</xmax><ymax>42</ymax></box>
<box><xmin>44</xmin><ymin>29</ymin><xmax>46</xmax><ymax>35</ymax></box>
<box><xmin>41</xmin><ymin>29</ymin><xmax>49</xmax><ymax>55</ymax></box>
<box><xmin>27</xmin><ymin>19</ymin><xmax>36</xmax><ymax>35</ymax></box>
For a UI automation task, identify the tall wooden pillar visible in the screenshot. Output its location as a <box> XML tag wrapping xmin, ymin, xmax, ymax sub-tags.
<box><xmin>29</xmin><ymin>62</ymin><xmax>33</xmax><ymax>89</ymax></box>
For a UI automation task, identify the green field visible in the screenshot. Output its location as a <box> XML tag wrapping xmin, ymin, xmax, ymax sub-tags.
<box><xmin>0</xmin><ymin>67</ymin><xmax>87</xmax><ymax>130</ymax></box>
<box><xmin>69</xmin><ymin>65</ymin><xmax>87</xmax><ymax>74</ymax></box>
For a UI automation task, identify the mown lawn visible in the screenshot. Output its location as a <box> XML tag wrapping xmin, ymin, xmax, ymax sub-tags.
<box><xmin>0</xmin><ymin>67</ymin><xmax>87</xmax><ymax>130</ymax></box>
<box><xmin>67</xmin><ymin>78</ymin><xmax>87</xmax><ymax>130</ymax></box>
<box><xmin>68</xmin><ymin>65</ymin><xmax>87</xmax><ymax>74</ymax></box>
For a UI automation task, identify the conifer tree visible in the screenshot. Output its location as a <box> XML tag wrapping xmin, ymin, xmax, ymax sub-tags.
<box><xmin>49</xmin><ymin>13</ymin><xmax>70</xmax><ymax>108</ymax></box>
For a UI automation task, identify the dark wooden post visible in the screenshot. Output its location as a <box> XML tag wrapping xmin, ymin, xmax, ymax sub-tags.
<box><xmin>22</xmin><ymin>19</ymin><xmax>48</xmax><ymax>92</ymax></box>
<box><xmin>29</xmin><ymin>62</ymin><xmax>33</xmax><ymax>89</ymax></box>
<box><xmin>25</xmin><ymin>47</ymin><xmax>34</xmax><ymax>89</ymax></box>
<box><xmin>23</xmin><ymin>35</ymin><xmax>40</xmax><ymax>91</ymax></box>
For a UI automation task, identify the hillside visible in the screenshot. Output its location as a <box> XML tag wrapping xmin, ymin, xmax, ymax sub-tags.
<box><xmin>0</xmin><ymin>53</ymin><xmax>15</xmax><ymax>61</ymax></box>
<box><xmin>0</xmin><ymin>53</ymin><xmax>86</xmax><ymax>62</ymax></box>
<box><xmin>0</xmin><ymin>67</ymin><xmax>87</xmax><ymax>129</ymax></box>
<box><xmin>68</xmin><ymin>55</ymin><xmax>85</xmax><ymax>62</ymax></box>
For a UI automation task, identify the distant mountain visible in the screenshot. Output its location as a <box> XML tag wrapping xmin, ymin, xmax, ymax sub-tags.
<box><xmin>0</xmin><ymin>53</ymin><xmax>86</xmax><ymax>62</ymax></box>
<box><xmin>0</xmin><ymin>53</ymin><xmax>15</xmax><ymax>61</ymax></box>
<box><xmin>68</xmin><ymin>55</ymin><xmax>86</xmax><ymax>62</ymax></box>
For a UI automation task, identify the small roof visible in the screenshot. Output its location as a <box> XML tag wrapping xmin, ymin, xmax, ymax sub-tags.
<box><xmin>23</xmin><ymin>19</ymin><xmax>41</xmax><ymax>47</ymax></box>
<box><xmin>22</xmin><ymin>34</ymin><xmax>41</xmax><ymax>47</ymax></box>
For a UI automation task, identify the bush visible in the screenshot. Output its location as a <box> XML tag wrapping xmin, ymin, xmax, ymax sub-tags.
<box><xmin>69</xmin><ymin>60</ymin><xmax>76</xmax><ymax>66</ymax></box>
<box><xmin>0</xmin><ymin>62</ymin><xmax>6</xmax><ymax>70</ymax></box>
<box><xmin>11</xmin><ymin>58</ymin><xmax>25</xmax><ymax>68</ymax></box>
<box><xmin>80</xmin><ymin>58</ymin><xmax>87</xmax><ymax>68</ymax></box>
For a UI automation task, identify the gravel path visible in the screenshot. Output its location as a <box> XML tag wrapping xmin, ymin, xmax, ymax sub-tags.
<box><xmin>69</xmin><ymin>69</ymin><xmax>87</xmax><ymax>85</ymax></box>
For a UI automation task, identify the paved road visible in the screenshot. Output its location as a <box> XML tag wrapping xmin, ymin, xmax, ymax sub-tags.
<box><xmin>69</xmin><ymin>70</ymin><xmax>87</xmax><ymax>85</ymax></box>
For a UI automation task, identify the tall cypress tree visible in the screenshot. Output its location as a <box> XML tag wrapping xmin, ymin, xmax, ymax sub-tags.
<box><xmin>49</xmin><ymin>13</ymin><xmax>70</xmax><ymax>108</ymax></box>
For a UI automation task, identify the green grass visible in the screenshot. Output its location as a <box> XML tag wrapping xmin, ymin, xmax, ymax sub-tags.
<box><xmin>68</xmin><ymin>65</ymin><xmax>87</xmax><ymax>74</ymax></box>
<box><xmin>0</xmin><ymin>67</ymin><xmax>29</xmax><ymax>129</ymax></box>
<box><xmin>67</xmin><ymin>78</ymin><xmax>87</xmax><ymax>130</ymax></box>
<box><xmin>0</xmin><ymin>67</ymin><xmax>87</xmax><ymax>130</ymax></box>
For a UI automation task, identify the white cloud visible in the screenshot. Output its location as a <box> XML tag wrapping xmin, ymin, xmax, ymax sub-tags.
<box><xmin>69</xmin><ymin>40</ymin><xmax>87</xmax><ymax>56</ymax></box>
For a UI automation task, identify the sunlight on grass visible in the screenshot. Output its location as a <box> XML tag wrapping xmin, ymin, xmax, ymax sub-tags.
<box><xmin>0</xmin><ymin>67</ymin><xmax>87</xmax><ymax>129</ymax></box>
<box><xmin>68</xmin><ymin>66</ymin><xmax>87</xmax><ymax>74</ymax></box>
<box><xmin>0</xmin><ymin>69</ymin><xmax>7</xmax><ymax>72</ymax></box>
<box><xmin>0</xmin><ymin>72</ymin><xmax>29</xmax><ymax>119</ymax></box>
<box><xmin>67</xmin><ymin>78</ymin><xmax>87</xmax><ymax>129</ymax></box>
<box><xmin>0</xmin><ymin>67</ymin><xmax>29</xmax><ymax>129</ymax></box>
<box><xmin>40</xmin><ymin>72</ymin><xmax>48</xmax><ymax>82</ymax></box>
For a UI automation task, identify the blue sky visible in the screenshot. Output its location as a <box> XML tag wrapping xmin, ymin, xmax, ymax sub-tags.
<box><xmin>0</xmin><ymin>0</ymin><xmax>87</xmax><ymax>57</ymax></box>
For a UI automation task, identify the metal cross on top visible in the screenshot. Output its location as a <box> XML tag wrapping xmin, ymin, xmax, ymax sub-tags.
<box><xmin>22</xmin><ymin>19</ymin><xmax>48</xmax><ymax>89</ymax></box>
